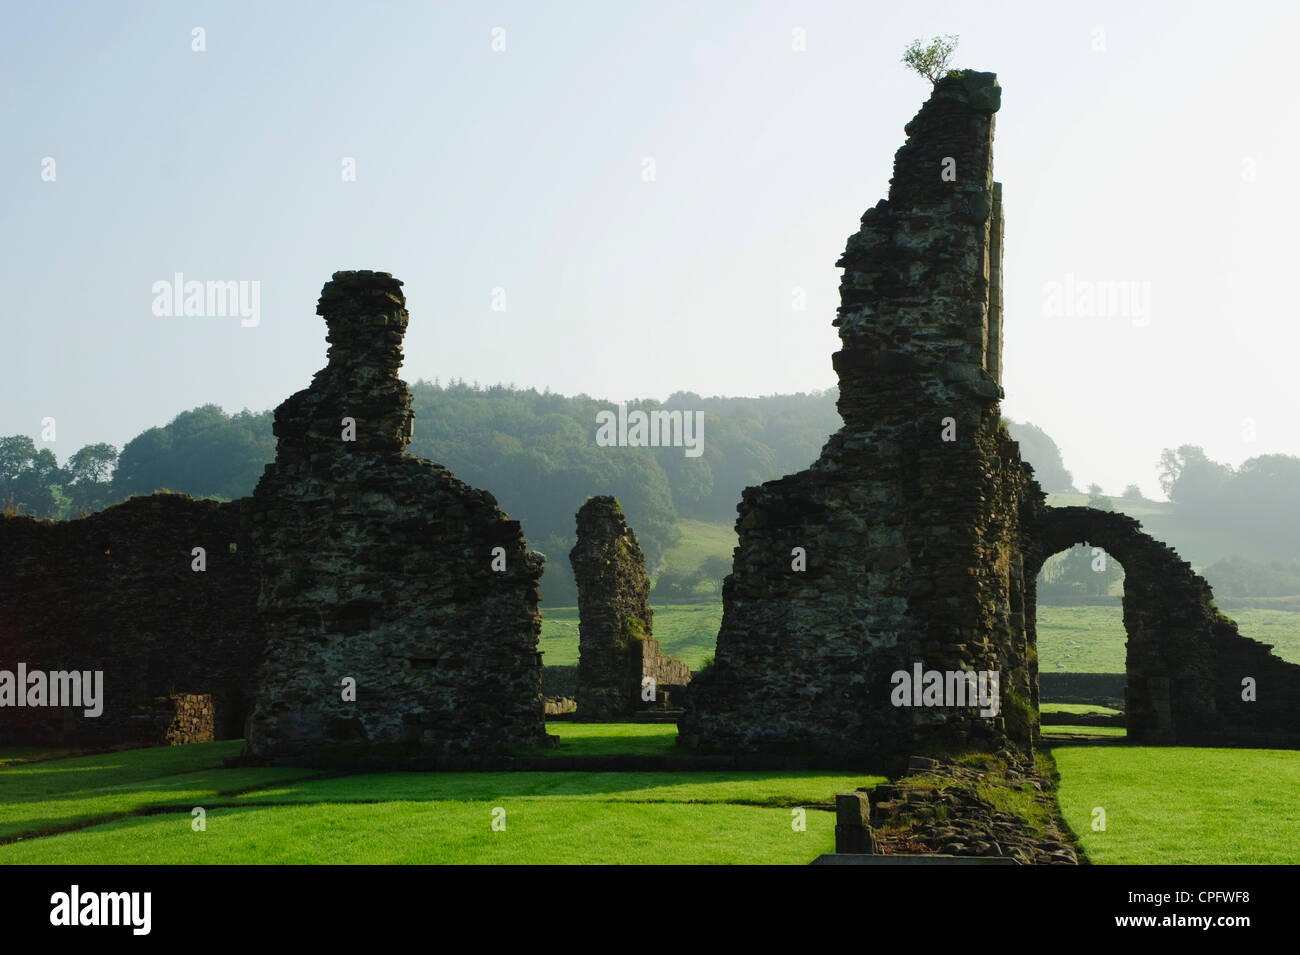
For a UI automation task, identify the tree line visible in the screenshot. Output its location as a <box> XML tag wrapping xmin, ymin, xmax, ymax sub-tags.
<box><xmin>3</xmin><ymin>385</ymin><xmax>1296</xmax><ymax>603</ymax></box>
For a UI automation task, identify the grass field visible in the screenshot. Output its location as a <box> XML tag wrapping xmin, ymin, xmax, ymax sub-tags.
<box><xmin>541</xmin><ymin>603</ymin><xmax>722</xmax><ymax>669</ymax></box>
<box><xmin>1036</xmin><ymin>605</ymin><xmax>1300</xmax><ymax>673</ymax></box>
<box><xmin>1052</xmin><ymin>746</ymin><xmax>1300</xmax><ymax>864</ymax></box>
<box><xmin>0</xmin><ymin>737</ymin><xmax>883</xmax><ymax>865</ymax></box>
<box><xmin>1039</xmin><ymin>703</ymin><xmax>1121</xmax><ymax>716</ymax></box>
<box><xmin>513</xmin><ymin>722</ymin><xmax>678</xmax><ymax>757</ymax></box>
<box><xmin>543</xmin><ymin>602</ymin><xmax>1300</xmax><ymax>676</ymax></box>
<box><xmin>6</xmin><ymin>731</ymin><xmax>1300</xmax><ymax>864</ymax></box>
<box><xmin>1041</xmin><ymin>725</ymin><xmax>1127</xmax><ymax>737</ymax></box>
<box><xmin>659</xmin><ymin>519</ymin><xmax>736</xmax><ymax>578</ymax></box>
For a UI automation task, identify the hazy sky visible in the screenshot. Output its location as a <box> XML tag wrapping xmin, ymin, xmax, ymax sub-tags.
<box><xmin>3</xmin><ymin>0</ymin><xmax>1297</xmax><ymax>499</ymax></box>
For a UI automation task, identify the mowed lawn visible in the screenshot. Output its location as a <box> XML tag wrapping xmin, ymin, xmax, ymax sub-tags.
<box><xmin>0</xmin><ymin>732</ymin><xmax>882</xmax><ymax>865</ymax></box>
<box><xmin>1053</xmin><ymin>746</ymin><xmax>1300</xmax><ymax>864</ymax></box>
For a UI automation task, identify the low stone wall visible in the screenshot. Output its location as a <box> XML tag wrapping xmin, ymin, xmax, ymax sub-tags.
<box><xmin>1038</xmin><ymin>673</ymin><xmax>1125</xmax><ymax>706</ymax></box>
<box><xmin>146</xmin><ymin>693</ymin><xmax>215</xmax><ymax>745</ymax></box>
<box><xmin>541</xmin><ymin>666</ymin><xmax>578</xmax><ymax>699</ymax></box>
<box><xmin>0</xmin><ymin>494</ymin><xmax>263</xmax><ymax>746</ymax></box>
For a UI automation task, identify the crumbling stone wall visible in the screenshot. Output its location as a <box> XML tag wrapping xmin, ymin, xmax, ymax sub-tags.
<box><xmin>679</xmin><ymin>72</ymin><xmax>1035</xmax><ymax>765</ymax></box>
<box><xmin>570</xmin><ymin>496</ymin><xmax>689</xmax><ymax>718</ymax></box>
<box><xmin>241</xmin><ymin>270</ymin><xmax>549</xmax><ymax>760</ymax></box>
<box><xmin>1025</xmin><ymin>503</ymin><xmax>1300</xmax><ymax>746</ymax></box>
<box><xmin>151</xmin><ymin>693</ymin><xmax>215</xmax><ymax>746</ymax></box>
<box><xmin>0</xmin><ymin>494</ymin><xmax>262</xmax><ymax>746</ymax></box>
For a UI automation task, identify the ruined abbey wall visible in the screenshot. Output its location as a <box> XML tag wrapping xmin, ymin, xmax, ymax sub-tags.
<box><xmin>0</xmin><ymin>494</ymin><xmax>263</xmax><ymax>745</ymax></box>
<box><xmin>679</xmin><ymin>73</ymin><xmax>1037</xmax><ymax>765</ymax></box>
<box><xmin>570</xmin><ymin>496</ymin><xmax>688</xmax><ymax>718</ymax></box>
<box><xmin>241</xmin><ymin>271</ymin><xmax>549</xmax><ymax>760</ymax></box>
<box><xmin>1025</xmin><ymin>503</ymin><xmax>1300</xmax><ymax>746</ymax></box>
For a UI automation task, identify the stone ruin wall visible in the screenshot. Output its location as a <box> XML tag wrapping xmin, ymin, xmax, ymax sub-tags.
<box><xmin>1</xmin><ymin>271</ymin><xmax>552</xmax><ymax>759</ymax></box>
<box><xmin>679</xmin><ymin>72</ymin><xmax>1036</xmax><ymax>766</ymax></box>
<box><xmin>570</xmin><ymin>496</ymin><xmax>689</xmax><ymax>718</ymax></box>
<box><xmin>1024</xmin><ymin>501</ymin><xmax>1300</xmax><ymax>747</ymax></box>
<box><xmin>241</xmin><ymin>271</ymin><xmax>549</xmax><ymax>760</ymax></box>
<box><xmin>0</xmin><ymin>494</ymin><xmax>263</xmax><ymax>746</ymax></box>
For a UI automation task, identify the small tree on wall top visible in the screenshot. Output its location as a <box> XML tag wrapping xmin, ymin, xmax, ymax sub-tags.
<box><xmin>902</xmin><ymin>35</ymin><xmax>959</xmax><ymax>84</ymax></box>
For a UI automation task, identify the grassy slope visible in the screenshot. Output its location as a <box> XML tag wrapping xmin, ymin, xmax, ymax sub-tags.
<box><xmin>1053</xmin><ymin>746</ymin><xmax>1300</xmax><ymax>864</ymax></box>
<box><xmin>659</xmin><ymin>519</ymin><xmax>736</xmax><ymax>576</ymax></box>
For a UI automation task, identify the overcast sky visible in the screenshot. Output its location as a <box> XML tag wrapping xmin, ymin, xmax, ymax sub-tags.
<box><xmin>3</xmin><ymin>0</ymin><xmax>1297</xmax><ymax>499</ymax></box>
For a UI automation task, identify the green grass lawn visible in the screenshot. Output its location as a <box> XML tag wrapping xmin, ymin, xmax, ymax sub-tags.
<box><xmin>0</xmin><ymin>735</ymin><xmax>883</xmax><ymax>864</ymax></box>
<box><xmin>1053</xmin><ymin>746</ymin><xmax>1300</xmax><ymax>864</ymax></box>
<box><xmin>0</xmin><ymin>742</ymin><xmax>322</xmax><ymax>840</ymax></box>
<box><xmin>515</xmin><ymin>722</ymin><xmax>678</xmax><ymax>757</ymax></box>
<box><xmin>0</xmin><ymin>747</ymin><xmax>79</xmax><ymax>766</ymax></box>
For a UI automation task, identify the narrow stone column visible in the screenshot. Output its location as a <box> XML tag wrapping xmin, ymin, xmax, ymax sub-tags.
<box><xmin>570</xmin><ymin>496</ymin><xmax>688</xmax><ymax>718</ymax></box>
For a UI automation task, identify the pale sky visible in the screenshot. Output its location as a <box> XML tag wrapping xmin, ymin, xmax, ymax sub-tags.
<box><xmin>3</xmin><ymin>0</ymin><xmax>1297</xmax><ymax>499</ymax></box>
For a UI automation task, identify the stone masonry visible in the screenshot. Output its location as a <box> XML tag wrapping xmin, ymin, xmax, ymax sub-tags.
<box><xmin>241</xmin><ymin>270</ymin><xmax>550</xmax><ymax>760</ymax></box>
<box><xmin>1025</xmin><ymin>502</ymin><xmax>1300</xmax><ymax>746</ymax></box>
<box><xmin>680</xmin><ymin>70</ymin><xmax>1300</xmax><ymax>760</ymax></box>
<box><xmin>679</xmin><ymin>73</ymin><xmax>1035</xmax><ymax>765</ymax></box>
<box><xmin>0</xmin><ymin>493</ymin><xmax>262</xmax><ymax>746</ymax></box>
<box><xmin>570</xmin><ymin>496</ymin><xmax>689</xmax><ymax>718</ymax></box>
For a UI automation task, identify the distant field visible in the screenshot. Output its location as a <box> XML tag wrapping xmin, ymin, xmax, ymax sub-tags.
<box><xmin>541</xmin><ymin>603</ymin><xmax>722</xmax><ymax>670</ymax></box>
<box><xmin>1053</xmin><ymin>746</ymin><xmax>1300</xmax><ymax>864</ymax></box>
<box><xmin>1040</xmin><ymin>703</ymin><xmax>1121</xmax><ymax>716</ymax></box>
<box><xmin>1036</xmin><ymin>605</ymin><xmax>1128</xmax><ymax>673</ymax></box>
<box><xmin>543</xmin><ymin>602</ymin><xmax>1300</xmax><ymax>675</ymax></box>
<box><xmin>1037</xmin><ymin>604</ymin><xmax>1300</xmax><ymax>673</ymax></box>
<box><xmin>1042</xmin><ymin>725</ymin><xmax>1127</xmax><ymax>737</ymax></box>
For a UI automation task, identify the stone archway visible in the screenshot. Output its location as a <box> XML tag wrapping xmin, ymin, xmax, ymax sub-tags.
<box><xmin>1025</xmin><ymin>506</ymin><xmax>1300</xmax><ymax>746</ymax></box>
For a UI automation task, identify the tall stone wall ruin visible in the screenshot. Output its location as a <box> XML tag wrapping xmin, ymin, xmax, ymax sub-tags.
<box><xmin>681</xmin><ymin>70</ymin><xmax>1300</xmax><ymax>759</ymax></box>
<box><xmin>679</xmin><ymin>72</ymin><xmax>1036</xmax><ymax>765</ymax></box>
<box><xmin>241</xmin><ymin>271</ymin><xmax>549</xmax><ymax>760</ymax></box>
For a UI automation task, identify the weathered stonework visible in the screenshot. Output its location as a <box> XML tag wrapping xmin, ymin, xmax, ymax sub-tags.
<box><xmin>570</xmin><ymin>496</ymin><xmax>689</xmax><ymax>719</ymax></box>
<box><xmin>680</xmin><ymin>71</ymin><xmax>1300</xmax><ymax>760</ymax></box>
<box><xmin>679</xmin><ymin>72</ymin><xmax>1032</xmax><ymax>765</ymax></box>
<box><xmin>1024</xmin><ymin>502</ymin><xmax>1300</xmax><ymax>746</ymax></box>
<box><xmin>241</xmin><ymin>270</ymin><xmax>549</xmax><ymax>760</ymax></box>
<box><xmin>0</xmin><ymin>494</ymin><xmax>262</xmax><ymax>746</ymax></box>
